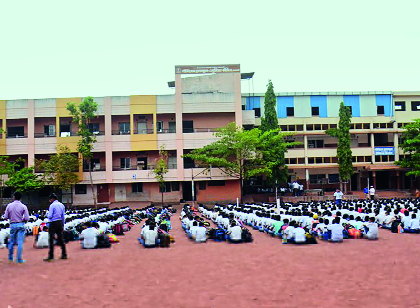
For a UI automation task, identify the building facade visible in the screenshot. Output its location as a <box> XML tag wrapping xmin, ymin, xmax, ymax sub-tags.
<box><xmin>1</xmin><ymin>64</ymin><xmax>419</xmax><ymax>205</ymax></box>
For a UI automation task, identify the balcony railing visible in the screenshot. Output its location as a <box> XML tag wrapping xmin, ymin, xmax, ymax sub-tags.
<box><xmin>113</xmin><ymin>163</ymin><xmax>177</xmax><ymax>171</ymax></box>
<box><xmin>183</xmin><ymin>128</ymin><xmax>218</xmax><ymax>133</ymax></box>
<box><xmin>157</xmin><ymin>129</ymin><xmax>176</xmax><ymax>134</ymax></box>
<box><xmin>6</xmin><ymin>134</ymin><xmax>28</xmax><ymax>139</ymax></box>
<box><xmin>35</xmin><ymin>133</ymin><xmax>56</xmax><ymax>138</ymax></box>
<box><xmin>59</xmin><ymin>132</ymin><xmax>78</xmax><ymax>137</ymax></box>
<box><xmin>133</xmin><ymin>129</ymin><xmax>154</xmax><ymax>134</ymax></box>
<box><xmin>83</xmin><ymin>167</ymin><xmax>106</xmax><ymax>172</ymax></box>
<box><xmin>112</xmin><ymin>130</ymin><xmax>130</xmax><ymax>135</ymax></box>
<box><xmin>91</xmin><ymin>131</ymin><xmax>105</xmax><ymax>136</ymax></box>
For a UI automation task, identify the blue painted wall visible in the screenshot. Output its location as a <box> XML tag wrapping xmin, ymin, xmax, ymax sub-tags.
<box><xmin>343</xmin><ymin>95</ymin><xmax>361</xmax><ymax>117</ymax></box>
<box><xmin>375</xmin><ymin>94</ymin><xmax>393</xmax><ymax>117</ymax></box>
<box><xmin>310</xmin><ymin>96</ymin><xmax>328</xmax><ymax>117</ymax></box>
<box><xmin>245</xmin><ymin>96</ymin><xmax>260</xmax><ymax>110</ymax></box>
<box><xmin>277</xmin><ymin>96</ymin><xmax>294</xmax><ymax>118</ymax></box>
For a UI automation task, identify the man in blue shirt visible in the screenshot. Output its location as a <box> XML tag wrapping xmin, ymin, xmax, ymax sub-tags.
<box><xmin>44</xmin><ymin>193</ymin><xmax>67</xmax><ymax>261</ymax></box>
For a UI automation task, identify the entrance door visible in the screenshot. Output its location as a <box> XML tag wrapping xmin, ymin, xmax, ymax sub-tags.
<box><xmin>182</xmin><ymin>182</ymin><xmax>196</xmax><ymax>201</ymax></box>
<box><xmin>97</xmin><ymin>184</ymin><xmax>109</xmax><ymax>203</ymax></box>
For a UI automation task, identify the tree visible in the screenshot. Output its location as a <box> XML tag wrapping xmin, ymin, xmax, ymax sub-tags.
<box><xmin>6</xmin><ymin>166</ymin><xmax>44</xmax><ymax>205</ymax></box>
<box><xmin>183</xmin><ymin>122</ymin><xmax>297</xmax><ymax>202</ymax></box>
<box><xmin>325</xmin><ymin>102</ymin><xmax>353</xmax><ymax>192</ymax></box>
<box><xmin>260</xmin><ymin>80</ymin><xmax>278</xmax><ymax>132</ymax></box>
<box><xmin>259</xmin><ymin>80</ymin><xmax>294</xmax><ymax>187</ymax></box>
<box><xmin>0</xmin><ymin>156</ymin><xmax>18</xmax><ymax>213</ymax></box>
<box><xmin>151</xmin><ymin>146</ymin><xmax>169</xmax><ymax>206</ymax></box>
<box><xmin>67</xmin><ymin>97</ymin><xmax>98</xmax><ymax>207</ymax></box>
<box><xmin>395</xmin><ymin>119</ymin><xmax>420</xmax><ymax>177</ymax></box>
<box><xmin>37</xmin><ymin>145</ymin><xmax>80</xmax><ymax>207</ymax></box>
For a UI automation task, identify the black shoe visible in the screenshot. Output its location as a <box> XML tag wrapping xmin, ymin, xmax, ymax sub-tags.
<box><xmin>60</xmin><ymin>255</ymin><xmax>68</xmax><ymax>260</ymax></box>
<box><xmin>43</xmin><ymin>258</ymin><xmax>54</xmax><ymax>262</ymax></box>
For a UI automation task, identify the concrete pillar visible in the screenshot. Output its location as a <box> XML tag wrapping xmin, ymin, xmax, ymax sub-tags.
<box><xmin>305</xmin><ymin>168</ymin><xmax>309</xmax><ymax>190</ymax></box>
<box><xmin>304</xmin><ymin>135</ymin><xmax>308</xmax><ymax>165</ymax></box>
<box><xmin>175</xmin><ymin>73</ymin><xmax>184</xmax><ymax>181</ymax></box>
<box><xmin>371</xmin><ymin>133</ymin><xmax>375</xmax><ymax>163</ymax></box>
<box><xmin>104</xmin><ymin>97</ymin><xmax>113</xmax><ymax>183</ymax></box>
<box><xmin>372</xmin><ymin>171</ymin><xmax>377</xmax><ymax>189</ymax></box>
<box><xmin>396</xmin><ymin>170</ymin><xmax>401</xmax><ymax>190</ymax></box>
<box><xmin>27</xmin><ymin>100</ymin><xmax>35</xmax><ymax>166</ymax></box>
<box><xmin>394</xmin><ymin>132</ymin><xmax>399</xmax><ymax>161</ymax></box>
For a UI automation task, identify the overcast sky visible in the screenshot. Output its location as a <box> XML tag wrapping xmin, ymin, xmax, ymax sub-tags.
<box><xmin>1</xmin><ymin>0</ymin><xmax>419</xmax><ymax>100</ymax></box>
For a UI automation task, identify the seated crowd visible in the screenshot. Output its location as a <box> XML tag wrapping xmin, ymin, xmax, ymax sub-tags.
<box><xmin>138</xmin><ymin>206</ymin><xmax>174</xmax><ymax>248</ymax></box>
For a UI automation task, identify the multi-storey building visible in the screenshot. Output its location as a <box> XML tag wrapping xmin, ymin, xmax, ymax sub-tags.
<box><xmin>243</xmin><ymin>90</ymin><xmax>420</xmax><ymax>193</ymax></box>
<box><xmin>1</xmin><ymin>64</ymin><xmax>419</xmax><ymax>205</ymax></box>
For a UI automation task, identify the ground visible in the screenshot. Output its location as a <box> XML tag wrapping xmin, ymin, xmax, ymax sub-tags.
<box><xmin>1</xmin><ymin>213</ymin><xmax>420</xmax><ymax>308</ymax></box>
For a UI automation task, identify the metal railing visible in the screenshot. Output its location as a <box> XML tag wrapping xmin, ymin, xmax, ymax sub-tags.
<box><xmin>112</xmin><ymin>130</ymin><xmax>130</xmax><ymax>135</ymax></box>
<box><xmin>6</xmin><ymin>134</ymin><xmax>28</xmax><ymax>139</ymax></box>
<box><xmin>157</xmin><ymin>129</ymin><xmax>176</xmax><ymax>134</ymax></box>
<box><xmin>113</xmin><ymin>163</ymin><xmax>177</xmax><ymax>171</ymax></box>
<box><xmin>34</xmin><ymin>133</ymin><xmax>56</xmax><ymax>138</ymax></box>
<box><xmin>133</xmin><ymin>129</ymin><xmax>154</xmax><ymax>134</ymax></box>
<box><xmin>183</xmin><ymin>128</ymin><xmax>218</xmax><ymax>133</ymax></box>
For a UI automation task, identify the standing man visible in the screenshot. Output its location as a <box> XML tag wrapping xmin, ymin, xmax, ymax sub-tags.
<box><xmin>333</xmin><ymin>188</ymin><xmax>343</xmax><ymax>205</ymax></box>
<box><xmin>44</xmin><ymin>193</ymin><xmax>67</xmax><ymax>261</ymax></box>
<box><xmin>4</xmin><ymin>192</ymin><xmax>29</xmax><ymax>263</ymax></box>
<box><xmin>292</xmin><ymin>181</ymin><xmax>300</xmax><ymax>197</ymax></box>
<box><xmin>369</xmin><ymin>186</ymin><xmax>376</xmax><ymax>201</ymax></box>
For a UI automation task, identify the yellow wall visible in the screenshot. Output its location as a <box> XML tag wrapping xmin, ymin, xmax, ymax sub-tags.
<box><xmin>130</xmin><ymin>95</ymin><xmax>158</xmax><ymax>151</ymax></box>
<box><xmin>56</xmin><ymin>97</ymin><xmax>81</xmax><ymax>151</ymax></box>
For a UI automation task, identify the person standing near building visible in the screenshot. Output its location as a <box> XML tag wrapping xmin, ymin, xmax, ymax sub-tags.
<box><xmin>363</xmin><ymin>186</ymin><xmax>369</xmax><ymax>199</ymax></box>
<box><xmin>44</xmin><ymin>193</ymin><xmax>67</xmax><ymax>261</ymax></box>
<box><xmin>333</xmin><ymin>188</ymin><xmax>343</xmax><ymax>205</ymax></box>
<box><xmin>369</xmin><ymin>186</ymin><xmax>376</xmax><ymax>201</ymax></box>
<box><xmin>4</xmin><ymin>192</ymin><xmax>29</xmax><ymax>263</ymax></box>
<box><xmin>292</xmin><ymin>181</ymin><xmax>300</xmax><ymax>197</ymax></box>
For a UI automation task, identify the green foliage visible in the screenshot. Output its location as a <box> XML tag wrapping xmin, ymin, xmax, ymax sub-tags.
<box><xmin>0</xmin><ymin>156</ymin><xmax>18</xmax><ymax>185</ymax></box>
<box><xmin>325</xmin><ymin>102</ymin><xmax>353</xmax><ymax>183</ymax></box>
<box><xmin>37</xmin><ymin>145</ymin><xmax>80</xmax><ymax>191</ymax></box>
<box><xmin>183</xmin><ymin>122</ymin><xmax>298</xmax><ymax>198</ymax></box>
<box><xmin>67</xmin><ymin>97</ymin><xmax>98</xmax><ymax>160</ymax></box>
<box><xmin>6</xmin><ymin>166</ymin><xmax>44</xmax><ymax>193</ymax></box>
<box><xmin>395</xmin><ymin>119</ymin><xmax>420</xmax><ymax>176</ymax></box>
<box><xmin>151</xmin><ymin>146</ymin><xmax>169</xmax><ymax>188</ymax></box>
<box><xmin>260</xmin><ymin>80</ymin><xmax>278</xmax><ymax>132</ymax></box>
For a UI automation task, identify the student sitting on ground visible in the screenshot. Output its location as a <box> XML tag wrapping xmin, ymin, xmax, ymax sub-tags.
<box><xmin>80</xmin><ymin>221</ymin><xmax>100</xmax><ymax>249</ymax></box>
<box><xmin>139</xmin><ymin>222</ymin><xmax>158</xmax><ymax>248</ymax></box>
<box><xmin>227</xmin><ymin>221</ymin><xmax>243</xmax><ymax>243</ymax></box>
<box><xmin>405</xmin><ymin>214</ymin><xmax>420</xmax><ymax>233</ymax></box>
<box><xmin>364</xmin><ymin>217</ymin><xmax>379</xmax><ymax>240</ymax></box>
<box><xmin>34</xmin><ymin>226</ymin><xmax>49</xmax><ymax>248</ymax></box>
<box><xmin>328</xmin><ymin>217</ymin><xmax>344</xmax><ymax>242</ymax></box>
<box><xmin>194</xmin><ymin>222</ymin><xmax>207</xmax><ymax>243</ymax></box>
<box><xmin>292</xmin><ymin>224</ymin><xmax>306</xmax><ymax>244</ymax></box>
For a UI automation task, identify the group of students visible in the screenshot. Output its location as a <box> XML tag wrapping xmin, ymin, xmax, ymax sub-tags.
<box><xmin>137</xmin><ymin>206</ymin><xmax>174</xmax><ymax>248</ymax></box>
<box><xmin>196</xmin><ymin>197</ymin><xmax>420</xmax><ymax>244</ymax></box>
<box><xmin>0</xmin><ymin>206</ymin><xmax>139</xmax><ymax>251</ymax></box>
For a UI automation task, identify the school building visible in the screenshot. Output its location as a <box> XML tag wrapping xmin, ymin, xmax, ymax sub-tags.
<box><xmin>1</xmin><ymin>64</ymin><xmax>419</xmax><ymax>205</ymax></box>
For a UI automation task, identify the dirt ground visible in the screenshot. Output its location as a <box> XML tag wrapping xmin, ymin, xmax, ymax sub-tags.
<box><xmin>1</xmin><ymin>215</ymin><xmax>420</xmax><ymax>308</ymax></box>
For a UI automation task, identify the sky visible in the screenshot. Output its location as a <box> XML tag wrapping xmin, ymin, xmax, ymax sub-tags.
<box><xmin>1</xmin><ymin>0</ymin><xmax>419</xmax><ymax>100</ymax></box>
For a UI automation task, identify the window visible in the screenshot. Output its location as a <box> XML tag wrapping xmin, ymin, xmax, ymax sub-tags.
<box><xmin>296</xmin><ymin>125</ymin><xmax>304</xmax><ymax>131</ymax></box>
<box><xmin>377</xmin><ymin>106</ymin><xmax>385</xmax><ymax>115</ymax></box>
<box><xmin>253</xmin><ymin>107</ymin><xmax>261</xmax><ymax>117</ymax></box>
<box><xmin>60</xmin><ymin>124</ymin><xmax>71</xmax><ymax>137</ymax></box>
<box><xmin>136</xmin><ymin>157</ymin><xmax>147</xmax><ymax>170</ymax></box>
<box><xmin>198</xmin><ymin>181</ymin><xmax>206</xmax><ymax>190</ymax></box>
<box><xmin>168</xmin><ymin>121</ymin><xmax>176</xmax><ymax>133</ymax></box>
<box><xmin>411</xmin><ymin>102</ymin><xmax>420</xmax><ymax>111</ymax></box>
<box><xmin>309</xmin><ymin>174</ymin><xmax>325</xmax><ymax>184</ymax></box>
<box><xmin>311</xmin><ymin>107</ymin><xmax>319</xmax><ymax>116</ymax></box>
<box><xmin>132</xmin><ymin>183</ymin><xmax>143</xmax><ymax>193</ymax></box>
<box><xmin>171</xmin><ymin>182</ymin><xmax>180</xmax><ymax>191</ymax></box>
<box><xmin>8</xmin><ymin>126</ymin><xmax>25</xmax><ymax>138</ymax></box>
<box><xmin>208</xmin><ymin>180</ymin><xmax>225</xmax><ymax>186</ymax></box>
<box><xmin>75</xmin><ymin>184</ymin><xmax>87</xmax><ymax>194</ymax></box>
<box><xmin>308</xmin><ymin>139</ymin><xmax>324</xmax><ymax>148</ymax></box>
<box><xmin>44</xmin><ymin>125</ymin><xmax>55</xmax><ymax>136</ymax></box>
<box><xmin>286</xmin><ymin>107</ymin><xmax>294</xmax><ymax>117</ymax></box>
<box><xmin>395</xmin><ymin>101</ymin><xmax>406</xmax><ymax>111</ymax></box>
<box><xmin>156</xmin><ymin>121</ymin><xmax>164</xmax><ymax>133</ymax></box>
<box><xmin>159</xmin><ymin>182</ymin><xmax>171</xmax><ymax>193</ymax></box>
<box><xmin>84</xmin><ymin>158</ymin><xmax>100</xmax><ymax>171</ymax></box>
<box><xmin>328</xmin><ymin>174</ymin><xmax>339</xmax><ymax>184</ymax></box>
<box><xmin>182</xmin><ymin>120</ymin><xmax>194</xmax><ymax>133</ymax></box>
<box><xmin>183</xmin><ymin>157</ymin><xmax>195</xmax><ymax>169</ymax></box>
<box><xmin>89</xmin><ymin>123</ymin><xmax>100</xmax><ymax>134</ymax></box>
<box><xmin>120</xmin><ymin>157</ymin><xmax>131</xmax><ymax>170</ymax></box>
<box><xmin>119</xmin><ymin>122</ymin><xmax>130</xmax><ymax>134</ymax></box>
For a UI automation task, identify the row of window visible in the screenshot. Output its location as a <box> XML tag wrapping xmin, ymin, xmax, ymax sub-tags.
<box><xmin>395</xmin><ymin>101</ymin><xmax>420</xmax><ymax>112</ymax></box>
<box><xmin>309</xmin><ymin>174</ymin><xmax>339</xmax><ymax>184</ymax></box>
<box><xmin>280</xmin><ymin>123</ymin><xmax>398</xmax><ymax>132</ymax></box>
<box><xmin>285</xmin><ymin>155</ymin><xmax>396</xmax><ymax>165</ymax></box>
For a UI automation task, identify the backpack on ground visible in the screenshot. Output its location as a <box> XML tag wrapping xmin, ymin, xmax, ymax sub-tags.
<box><xmin>241</xmin><ymin>228</ymin><xmax>253</xmax><ymax>242</ymax></box>
<box><xmin>96</xmin><ymin>234</ymin><xmax>111</xmax><ymax>248</ymax></box>
<box><xmin>159</xmin><ymin>233</ymin><xmax>170</xmax><ymax>248</ymax></box>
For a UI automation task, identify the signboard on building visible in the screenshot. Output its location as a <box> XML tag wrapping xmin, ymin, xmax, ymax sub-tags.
<box><xmin>175</xmin><ymin>64</ymin><xmax>240</xmax><ymax>74</ymax></box>
<box><xmin>374</xmin><ymin>146</ymin><xmax>395</xmax><ymax>155</ymax></box>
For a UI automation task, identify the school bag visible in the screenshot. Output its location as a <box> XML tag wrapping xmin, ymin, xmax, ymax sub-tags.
<box><xmin>241</xmin><ymin>228</ymin><xmax>253</xmax><ymax>242</ymax></box>
<box><xmin>207</xmin><ymin>228</ymin><xmax>216</xmax><ymax>239</ymax></box>
<box><xmin>113</xmin><ymin>224</ymin><xmax>124</xmax><ymax>235</ymax></box>
<box><xmin>107</xmin><ymin>234</ymin><xmax>119</xmax><ymax>243</ymax></box>
<box><xmin>96</xmin><ymin>234</ymin><xmax>111</xmax><ymax>248</ymax></box>
<box><xmin>348</xmin><ymin>228</ymin><xmax>362</xmax><ymax>239</ymax></box>
<box><xmin>159</xmin><ymin>232</ymin><xmax>170</xmax><ymax>248</ymax></box>
<box><xmin>391</xmin><ymin>220</ymin><xmax>402</xmax><ymax>233</ymax></box>
<box><xmin>214</xmin><ymin>229</ymin><xmax>226</xmax><ymax>241</ymax></box>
